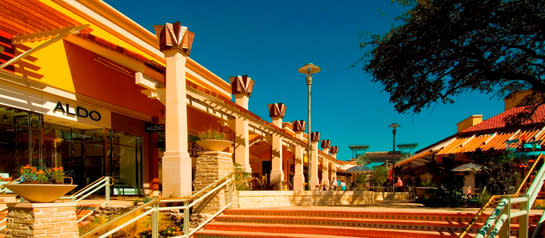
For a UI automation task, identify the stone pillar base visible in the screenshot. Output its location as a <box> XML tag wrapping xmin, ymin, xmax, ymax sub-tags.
<box><xmin>162</xmin><ymin>151</ymin><xmax>192</xmax><ymax>198</ymax></box>
<box><xmin>270</xmin><ymin>169</ymin><xmax>284</xmax><ymax>190</ymax></box>
<box><xmin>6</xmin><ymin>202</ymin><xmax>78</xmax><ymax>237</ymax></box>
<box><xmin>309</xmin><ymin>176</ymin><xmax>320</xmax><ymax>191</ymax></box>
<box><xmin>193</xmin><ymin>151</ymin><xmax>235</xmax><ymax>214</ymax></box>
<box><xmin>293</xmin><ymin>174</ymin><xmax>305</xmax><ymax>191</ymax></box>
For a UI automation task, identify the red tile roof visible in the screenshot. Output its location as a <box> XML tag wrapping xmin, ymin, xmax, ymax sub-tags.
<box><xmin>463</xmin><ymin>104</ymin><xmax>545</xmax><ymax>133</ymax></box>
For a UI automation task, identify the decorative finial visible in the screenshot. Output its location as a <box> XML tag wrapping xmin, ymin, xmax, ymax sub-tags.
<box><xmin>154</xmin><ymin>21</ymin><xmax>195</xmax><ymax>55</ymax></box>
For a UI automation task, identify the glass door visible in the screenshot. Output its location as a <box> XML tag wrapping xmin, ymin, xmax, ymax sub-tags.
<box><xmin>108</xmin><ymin>131</ymin><xmax>142</xmax><ymax>195</ymax></box>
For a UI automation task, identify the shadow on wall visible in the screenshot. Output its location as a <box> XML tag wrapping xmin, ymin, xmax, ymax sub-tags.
<box><xmin>236</xmin><ymin>190</ymin><xmax>410</xmax><ymax>208</ymax></box>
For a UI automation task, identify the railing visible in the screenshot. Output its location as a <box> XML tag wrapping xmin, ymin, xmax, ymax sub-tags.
<box><xmin>80</xmin><ymin>198</ymin><xmax>160</xmax><ymax>238</ymax></box>
<box><xmin>473</xmin><ymin>154</ymin><xmax>545</xmax><ymax>238</ymax></box>
<box><xmin>60</xmin><ymin>176</ymin><xmax>113</xmax><ymax>223</ymax></box>
<box><xmin>0</xmin><ymin>178</ymin><xmax>20</xmax><ymax>232</ymax></box>
<box><xmin>160</xmin><ymin>172</ymin><xmax>235</xmax><ymax>238</ymax></box>
<box><xmin>81</xmin><ymin>172</ymin><xmax>235</xmax><ymax>238</ymax></box>
<box><xmin>61</xmin><ymin>176</ymin><xmax>113</xmax><ymax>204</ymax></box>
<box><xmin>459</xmin><ymin>154</ymin><xmax>545</xmax><ymax>237</ymax></box>
<box><xmin>0</xmin><ymin>206</ymin><xmax>6</xmax><ymax>231</ymax></box>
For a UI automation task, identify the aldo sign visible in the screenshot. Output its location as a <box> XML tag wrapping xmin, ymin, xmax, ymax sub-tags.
<box><xmin>53</xmin><ymin>102</ymin><xmax>102</xmax><ymax>121</ymax></box>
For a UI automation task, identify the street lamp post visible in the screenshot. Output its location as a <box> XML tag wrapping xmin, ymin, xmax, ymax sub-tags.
<box><xmin>298</xmin><ymin>63</ymin><xmax>320</xmax><ymax>190</ymax></box>
<box><xmin>389</xmin><ymin>123</ymin><xmax>400</xmax><ymax>190</ymax></box>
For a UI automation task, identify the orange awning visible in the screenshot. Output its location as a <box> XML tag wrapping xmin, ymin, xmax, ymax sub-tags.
<box><xmin>395</xmin><ymin>150</ymin><xmax>434</xmax><ymax>168</ymax></box>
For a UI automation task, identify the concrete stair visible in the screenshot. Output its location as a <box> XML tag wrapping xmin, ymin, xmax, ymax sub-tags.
<box><xmin>194</xmin><ymin>207</ymin><xmax>541</xmax><ymax>238</ymax></box>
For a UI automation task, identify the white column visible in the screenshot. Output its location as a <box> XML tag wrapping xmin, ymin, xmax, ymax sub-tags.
<box><xmin>293</xmin><ymin>132</ymin><xmax>305</xmax><ymax>191</ymax></box>
<box><xmin>270</xmin><ymin>118</ymin><xmax>284</xmax><ymax>189</ymax></box>
<box><xmin>321</xmin><ymin>148</ymin><xmax>330</xmax><ymax>188</ymax></box>
<box><xmin>310</xmin><ymin>141</ymin><xmax>319</xmax><ymax>190</ymax></box>
<box><xmin>234</xmin><ymin>114</ymin><xmax>251</xmax><ymax>173</ymax></box>
<box><xmin>162</xmin><ymin>49</ymin><xmax>192</xmax><ymax>198</ymax></box>
<box><xmin>330</xmin><ymin>146</ymin><xmax>338</xmax><ymax>183</ymax></box>
<box><xmin>230</xmin><ymin>75</ymin><xmax>254</xmax><ymax>173</ymax></box>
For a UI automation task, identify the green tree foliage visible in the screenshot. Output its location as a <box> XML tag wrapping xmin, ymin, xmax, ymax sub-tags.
<box><xmin>363</xmin><ymin>0</ymin><xmax>545</xmax><ymax>113</ymax></box>
<box><xmin>471</xmin><ymin>150</ymin><xmax>527</xmax><ymax>195</ymax></box>
<box><xmin>372</xmin><ymin>166</ymin><xmax>388</xmax><ymax>186</ymax></box>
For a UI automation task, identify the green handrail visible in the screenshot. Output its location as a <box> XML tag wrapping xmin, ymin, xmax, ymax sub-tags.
<box><xmin>474</xmin><ymin>153</ymin><xmax>544</xmax><ymax>238</ymax></box>
<box><xmin>459</xmin><ymin>154</ymin><xmax>545</xmax><ymax>237</ymax></box>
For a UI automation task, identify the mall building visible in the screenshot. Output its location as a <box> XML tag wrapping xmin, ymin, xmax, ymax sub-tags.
<box><xmin>0</xmin><ymin>0</ymin><xmax>343</xmax><ymax>198</ymax></box>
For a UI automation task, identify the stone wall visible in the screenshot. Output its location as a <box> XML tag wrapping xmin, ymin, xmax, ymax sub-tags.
<box><xmin>5</xmin><ymin>202</ymin><xmax>78</xmax><ymax>238</ymax></box>
<box><xmin>193</xmin><ymin>151</ymin><xmax>235</xmax><ymax>215</ymax></box>
<box><xmin>236</xmin><ymin>191</ymin><xmax>410</xmax><ymax>208</ymax></box>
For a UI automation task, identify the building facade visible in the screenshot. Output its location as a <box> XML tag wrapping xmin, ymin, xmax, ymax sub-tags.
<box><xmin>0</xmin><ymin>0</ymin><xmax>344</xmax><ymax>197</ymax></box>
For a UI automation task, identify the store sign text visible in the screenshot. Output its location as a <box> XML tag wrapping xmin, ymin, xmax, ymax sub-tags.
<box><xmin>53</xmin><ymin>102</ymin><xmax>102</xmax><ymax>121</ymax></box>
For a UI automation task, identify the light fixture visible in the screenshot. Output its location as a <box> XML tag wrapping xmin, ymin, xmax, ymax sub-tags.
<box><xmin>298</xmin><ymin>63</ymin><xmax>321</xmax><ymax>190</ymax></box>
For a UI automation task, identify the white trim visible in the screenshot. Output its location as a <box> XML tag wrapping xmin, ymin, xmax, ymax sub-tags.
<box><xmin>483</xmin><ymin>133</ymin><xmax>497</xmax><ymax>145</ymax></box>
<box><xmin>186</xmin><ymin>67</ymin><xmax>231</xmax><ymax>97</ymax></box>
<box><xmin>63</xmin><ymin>0</ymin><xmax>163</xmax><ymax>57</ymax></box>
<box><xmin>533</xmin><ymin>126</ymin><xmax>545</xmax><ymax>140</ymax></box>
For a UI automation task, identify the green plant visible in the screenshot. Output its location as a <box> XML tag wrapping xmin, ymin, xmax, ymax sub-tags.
<box><xmin>372</xmin><ymin>166</ymin><xmax>388</xmax><ymax>187</ymax></box>
<box><xmin>234</xmin><ymin>163</ymin><xmax>251</xmax><ymax>190</ymax></box>
<box><xmin>420</xmin><ymin>173</ymin><xmax>433</xmax><ymax>187</ymax></box>
<box><xmin>199</xmin><ymin>129</ymin><xmax>226</xmax><ymax>140</ymax></box>
<box><xmin>19</xmin><ymin>164</ymin><xmax>65</xmax><ymax>184</ymax></box>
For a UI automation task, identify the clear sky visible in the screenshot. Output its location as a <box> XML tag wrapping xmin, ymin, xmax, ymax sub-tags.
<box><xmin>105</xmin><ymin>0</ymin><xmax>505</xmax><ymax>161</ymax></box>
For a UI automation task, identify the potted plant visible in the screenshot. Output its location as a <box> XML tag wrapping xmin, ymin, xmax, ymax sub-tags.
<box><xmin>196</xmin><ymin>129</ymin><xmax>232</xmax><ymax>151</ymax></box>
<box><xmin>415</xmin><ymin>172</ymin><xmax>438</xmax><ymax>200</ymax></box>
<box><xmin>5</xmin><ymin>164</ymin><xmax>76</xmax><ymax>203</ymax></box>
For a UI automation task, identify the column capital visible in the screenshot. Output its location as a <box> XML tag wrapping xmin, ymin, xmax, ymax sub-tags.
<box><xmin>311</xmin><ymin>132</ymin><xmax>320</xmax><ymax>142</ymax></box>
<box><xmin>154</xmin><ymin>21</ymin><xmax>195</xmax><ymax>56</ymax></box>
<box><xmin>330</xmin><ymin>146</ymin><xmax>339</xmax><ymax>154</ymax></box>
<box><xmin>230</xmin><ymin>75</ymin><xmax>254</xmax><ymax>96</ymax></box>
<box><xmin>321</xmin><ymin>139</ymin><xmax>331</xmax><ymax>149</ymax></box>
<box><xmin>268</xmin><ymin>103</ymin><xmax>286</xmax><ymax>119</ymax></box>
<box><xmin>292</xmin><ymin>120</ymin><xmax>306</xmax><ymax>133</ymax></box>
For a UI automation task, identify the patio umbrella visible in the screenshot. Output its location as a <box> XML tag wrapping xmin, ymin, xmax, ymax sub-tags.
<box><xmin>451</xmin><ymin>163</ymin><xmax>483</xmax><ymax>172</ymax></box>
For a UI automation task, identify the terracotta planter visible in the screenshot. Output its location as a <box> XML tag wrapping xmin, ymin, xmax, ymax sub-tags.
<box><xmin>196</xmin><ymin>139</ymin><xmax>232</xmax><ymax>151</ymax></box>
<box><xmin>5</xmin><ymin>184</ymin><xmax>77</xmax><ymax>203</ymax></box>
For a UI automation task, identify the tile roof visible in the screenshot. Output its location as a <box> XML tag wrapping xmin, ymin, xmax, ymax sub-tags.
<box><xmin>399</xmin><ymin>104</ymin><xmax>545</xmax><ymax>167</ymax></box>
<box><xmin>463</xmin><ymin>104</ymin><xmax>545</xmax><ymax>133</ymax></box>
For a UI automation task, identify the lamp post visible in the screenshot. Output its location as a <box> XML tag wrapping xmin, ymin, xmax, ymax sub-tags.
<box><xmin>298</xmin><ymin>63</ymin><xmax>320</xmax><ymax>190</ymax></box>
<box><xmin>389</xmin><ymin>123</ymin><xmax>400</xmax><ymax>190</ymax></box>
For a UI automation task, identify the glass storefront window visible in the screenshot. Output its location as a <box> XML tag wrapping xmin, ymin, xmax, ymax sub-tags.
<box><xmin>0</xmin><ymin>105</ymin><xmax>143</xmax><ymax>195</ymax></box>
<box><xmin>108</xmin><ymin>131</ymin><xmax>143</xmax><ymax>195</ymax></box>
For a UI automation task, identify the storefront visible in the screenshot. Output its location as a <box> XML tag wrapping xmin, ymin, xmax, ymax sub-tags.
<box><xmin>0</xmin><ymin>98</ymin><xmax>146</xmax><ymax>194</ymax></box>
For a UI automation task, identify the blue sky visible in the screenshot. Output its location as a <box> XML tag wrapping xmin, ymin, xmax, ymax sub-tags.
<box><xmin>106</xmin><ymin>0</ymin><xmax>504</xmax><ymax>160</ymax></box>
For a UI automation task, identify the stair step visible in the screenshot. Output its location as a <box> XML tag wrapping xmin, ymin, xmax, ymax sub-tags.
<box><xmin>224</xmin><ymin>209</ymin><xmax>478</xmax><ymax>221</ymax></box>
<box><xmin>196</xmin><ymin>230</ymin><xmax>363</xmax><ymax>238</ymax></box>
<box><xmin>197</xmin><ymin>225</ymin><xmax>459</xmax><ymax>238</ymax></box>
<box><xmin>215</xmin><ymin>215</ymin><xmax>470</xmax><ymax>231</ymax></box>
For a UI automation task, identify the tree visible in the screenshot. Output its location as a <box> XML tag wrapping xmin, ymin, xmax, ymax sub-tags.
<box><xmin>363</xmin><ymin>0</ymin><xmax>545</xmax><ymax>114</ymax></box>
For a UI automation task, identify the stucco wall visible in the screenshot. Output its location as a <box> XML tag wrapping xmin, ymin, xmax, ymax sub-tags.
<box><xmin>236</xmin><ymin>190</ymin><xmax>409</xmax><ymax>208</ymax></box>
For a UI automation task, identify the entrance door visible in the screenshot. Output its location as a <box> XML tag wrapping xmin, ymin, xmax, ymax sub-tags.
<box><xmin>108</xmin><ymin>131</ymin><xmax>143</xmax><ymax>196</ymax></box>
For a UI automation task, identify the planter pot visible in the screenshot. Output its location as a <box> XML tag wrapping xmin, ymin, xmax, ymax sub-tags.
<box><xmin>415</xmin><ymin>186</ymin><xmax>438</xmax><ymax>200</ymax></box>
<box><xmin>5</xmin><ymin>184</ymin><xmax>77</xmax><ymax>203</ymax></box>
<box><xmin>196</xmin><ymin>139</ymin><xmax>232</xmax><ymax>151</ymax></box>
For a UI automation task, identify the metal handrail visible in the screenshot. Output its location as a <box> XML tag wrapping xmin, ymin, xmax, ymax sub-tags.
<box><xmin>0</xmin><ymin>207</ymin><xmax>6</xmax><ymax>231</ymax></box>
<box><xmin>459</xmin><ymin>154</ymin><xmax>545</xmax><ymax>237</ymax></box>
<box><xmin>474</xmin><ymin>153</ymin><xmax>545</xmax><ymax>238</ymax></box>
<box><xmin>61</xmin><ymin>176</ymin><xmax>112</xmax><ymax>204</ymax></box>
<box><xmin>191</xmin><ymin>172</ymin><xmax>234</xmax><ymax>200</ymax></box>
<box><xmin>158</xmin><ymin>176</ymin><xmax>234</xmax><ymax>237</ymax></box>
<box><xmin>83</xmin><ymin>173</ymin><xmax>236</xmax><ymax>238</ymax></box>
<box><xmin>80</xmin><ymin>198</ymin><xmax>159</xmax><ymax>238</ymax></box>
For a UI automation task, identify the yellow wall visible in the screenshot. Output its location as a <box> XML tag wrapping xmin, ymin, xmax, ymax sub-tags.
<box><xmin>15</xmin><ymin>40</ymin><xmax>75</xmax><ymax>92</ymax></box>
